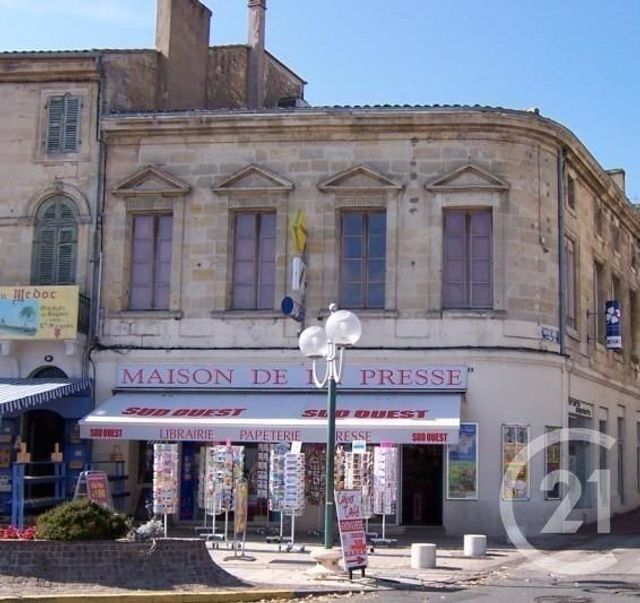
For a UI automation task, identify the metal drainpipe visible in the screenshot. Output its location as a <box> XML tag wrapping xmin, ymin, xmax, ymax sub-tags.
<box><xmin>557</xmin><ymin>146</ymin><xmax>567</xmax><ymax>355</ymax></box>
<box><xmin>85</xmin><ymin>53</ymin><xmax>106</xmax><ymax>396</ymax></box>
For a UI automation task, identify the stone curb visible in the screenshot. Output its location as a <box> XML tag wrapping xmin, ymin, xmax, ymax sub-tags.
<box><xmin>0</xmin><ymin>588</ymin><xmax>357</xmax><ymax>603</ymax></box>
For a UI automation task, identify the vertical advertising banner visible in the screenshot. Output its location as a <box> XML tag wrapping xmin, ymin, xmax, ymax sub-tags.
<box><xmin>605</xmin><ymin>300</ymin><xmax>622</xmax><ymax>349</ymax></box>
<box><xmin>0</xmin><ymin>286</ymin><xmax>79</xmax><ymax>340</ymax></box>
<box><xmin>447</xmin><ymin>423</ymin><xmax>478</xmax><ymax>499</ymax></box>
<box><xmin>335</xmin><ymin>489</ymin><xmax>368</xmax><ymax>571</ymax></box>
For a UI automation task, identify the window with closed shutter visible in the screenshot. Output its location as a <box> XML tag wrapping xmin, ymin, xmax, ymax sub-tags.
<box><xmin>32</xmin><ymin>196</ymin><xmax>78</xmax><ymax>285</ymax></box>
<box><xmin>46</xmin><ymin>95</ymin><xmax>80</xmax><ymax>153</ymax></box>
<box><xmin>130</xmin><ymin>214</ymin><xmax>173</xmax><ymax>310</ymax></box>
<box><xmin>339</xmin><ymin>210</ymin><xmax>386</xmax><ymax>309</ymax></box>
<box><xmin>231</xmin><ymin>212</ymin><xmax>276</xmax><ymax>310</ymax></box>
<box><xmin>443</xmin><ymin>209</ymin><xmax>493</xmax><ymax>309</ymax></box>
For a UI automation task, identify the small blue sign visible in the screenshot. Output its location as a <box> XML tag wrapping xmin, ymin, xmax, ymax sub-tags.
<box><xmin>605</xmin><ymin>300</ymin><xmax>622</xmax><ymax>350</ymax></box>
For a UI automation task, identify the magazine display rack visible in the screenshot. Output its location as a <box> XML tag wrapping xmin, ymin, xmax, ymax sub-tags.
<box><xmin>345</xmin><ymin>450</ymin><xmax>375</xmax><ymax>542</ymax></box>
<box><xmin>152</xmin><ymin>443</ymin><xmax>179</xmax><ymax>536</ymax></box>
<box><xmin>304</xmin><ymin>444</ymin><xmax>325</xmax><ymax>536</ymax></box>
<box><xmin>372</xmin><ymin>446</ymin><xmax>398</xmax><ymax>547</ymax></box>
<box><xmin>281</xmin><ymin>451</ymin><xmax>306</xmax><ymax>551</ymax></box>
<box><xmin>201</xmin><ymin>445</ymin><xmax>244</xmax><ymax>546</ymax></box>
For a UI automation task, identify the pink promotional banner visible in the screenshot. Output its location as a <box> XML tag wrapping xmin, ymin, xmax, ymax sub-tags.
<box><xmin>335</xmin><ymin>489</ymin><xmax>368</xmax><ymax>571</ymax></box>
<box><xmin>85</xmin><ymin>471</ymin><xmax>113</xmax><ymax>509</ymax></box>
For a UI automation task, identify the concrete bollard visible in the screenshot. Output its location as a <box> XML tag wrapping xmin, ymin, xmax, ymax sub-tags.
<box><xmin>410</xmin><ymin>543</ymin><xmax>437</xmax><ymax>569</ymax></box>
<box><xmin>463</xmin><ymin>534</ymin><xmax>487</xmax><ymax>557</ymax></box>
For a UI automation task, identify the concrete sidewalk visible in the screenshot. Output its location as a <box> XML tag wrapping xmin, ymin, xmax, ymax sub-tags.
<box><xmin>0</xmin><ymin>532</ymin><xmax>522</xmax><ymax>602</ymax></box>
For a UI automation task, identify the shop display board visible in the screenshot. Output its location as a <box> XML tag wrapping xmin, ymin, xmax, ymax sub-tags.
<box><xmin>335</xmin><ymin>489</ymin><xmax>368</xmax><ymax>576</ymax></box>
<box><xmin>304</xmin><ymin>444</ymin><xmax>325</xmax><ymax>505</ymax></box>
<box><xmin>153</xmin><ymin>443</ymin><xmax>179</xmax><ymax>515</ymax></box>
<box><xmin>373</xmin><ymin>446</ymin><xmax>397</xmax><ymax>516</ymax></box>
<box><xmin>213</xmin><ymin>445</ymin><xmax>245</xmax><ymax>512</ymax></box>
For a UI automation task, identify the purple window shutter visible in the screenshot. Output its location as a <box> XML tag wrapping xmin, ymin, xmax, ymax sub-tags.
<box><xmin>443</xmin><ymin>211</ymin><xmax>467</xmax><ymax>308</ymax></box>
<box><xmin>154</xmin><ymin>215</ymin><xmax>173</xmax><ymax>310</ymax></box>
<box><xmin>232</xmin><ymin>213</ymin><xmax>258</xmax><ymax>309</ymax></box>
<box><xmin>257</xmin><ymin>213</ymin><xmax>276</xmax><ymax>309</ymax></box>
<box><xmin>469</xmin><ymin>210</ymin><xmax>492</xmax><ymax>308</ymax></box>
<box><xmin>130</xmin><ymin>215</ymin><xmax>154</xmax><ymax>310</ymax></box>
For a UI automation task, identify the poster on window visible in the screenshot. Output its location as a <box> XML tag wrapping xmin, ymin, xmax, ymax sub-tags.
<box><xmin>501</xmin><ymin>425</ymin><xmax>529</xmax><ymax>500</ymax></box>
<box><xmin>446</xmin><ymin>423</ymin><xmax>478</xmax><ymax>500</ymax></box>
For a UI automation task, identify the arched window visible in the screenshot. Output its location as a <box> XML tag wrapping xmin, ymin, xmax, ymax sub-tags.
<box><xmin>31</xmin><ymin>196</ymin><xmax>78</xmax><ymax>285</ymax></box>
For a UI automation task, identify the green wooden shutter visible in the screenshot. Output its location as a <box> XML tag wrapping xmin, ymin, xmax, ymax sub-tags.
<box><xmin>46</xmin><ymin>97</ymin><xmax>64</xmax><ymax>152</ymax></box>
<box><xmin>46</xmin><ymin>96</ymin><xmax>80</xmax><ymax>153</ymax></box>
<box><xmin>33</xmin><ymin>227</ymin><xmax>56</xmax><ymax>285</ymax></box>
<box><xmin>63</xmin><ymin>97</ymin><xmax>80</xmax><ymax>152</ymax></box>
<box><xmin>32</xmin><ymin>197</ymin><xmax>78</xmax><ymax>285</ymax></box>
<box><xmin>56</xmin><ymin>226</ymin><xmax>77</xmax><ymax>284</ymax></box>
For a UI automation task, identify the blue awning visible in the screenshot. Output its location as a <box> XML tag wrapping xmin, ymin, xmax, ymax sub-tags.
<box><xmin>0</xmin><ymin>378</ymin><xmax>92</xmax><ymax>414</ymax></box>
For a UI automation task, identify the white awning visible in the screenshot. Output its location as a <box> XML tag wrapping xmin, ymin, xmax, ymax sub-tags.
<box><xmin>0</xmin><ymin>378</ymin><xmax>92</xmax><ymax>414</ymax></box>
<box><xmin>79</xmin><ymin>391</ymin><xmax>461</xmax><ymax>445</ymax></box>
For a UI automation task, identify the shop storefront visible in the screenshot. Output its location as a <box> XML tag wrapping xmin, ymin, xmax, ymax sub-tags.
<box><xmin>81</xmin><ymin>362</ymin><xmax>467</xmax><ymax>528</ymax></box>
<box><xmin>0</xmin><ymin>377</ymin><xmax>93</xmax><ymax>521</ymax></box>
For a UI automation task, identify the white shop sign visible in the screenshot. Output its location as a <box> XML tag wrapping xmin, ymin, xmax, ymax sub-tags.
<box><xmin>116</xmin><ymin>363</ymin><xmax>467</xmax><ymax>391</ymax></box>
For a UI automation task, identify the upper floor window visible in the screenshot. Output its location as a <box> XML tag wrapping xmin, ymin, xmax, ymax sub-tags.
<box><xmin>31</xmin><ymin>196</ymin><xmax>78</xmax><ymax>285</ymax></box>
<box><xmin>130</xmin><ymin>214</ymin><xmax>172</xmax><ymax>310</ymax></box>
<box><xmin>443</xmin><ymin>209</ymin><xmax>492</xmax><ymax>309</ymax></box>
<box><xmin>46</xmin><ymin>95</ymin><xmax>80</xmax><ymax>153</ymax></box>
<box><xmin>594</xmin><ymin>197</ymin><xmax>603</xmax><ymax>238</ymax></box>
<box><xmin>565</xmin><ymin>235</ymin><xmax>577</xmax><ymax>330</ymax></box>
<box><xmin>612</xmin><ymin>221</ymin><xmax>621</xmax><ymax>253</ymax></box>
<box><xmin>231</xmin><ymin>212</ymin><xmax>276</xmax><ymax>310</ymax></box>
<box><xmin>339</xmin><ymin>210</ymin><xmax>386</xmax><ymax>309</ymax></box>
<box><xmin>593</xmin><ymin>261</ymin><xmax>606</xmax><ymax>346</ymax></box>
<box><xmin>566</xmin><ymin>175</ymin><xmax>576</xmax><ymax>210</ymax></box>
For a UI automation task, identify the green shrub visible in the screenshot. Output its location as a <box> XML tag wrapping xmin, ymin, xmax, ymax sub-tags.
<box><xmin>35</xmin><ymin>498</ymin><xmax>129</xmax><ymax>541</ymax></box>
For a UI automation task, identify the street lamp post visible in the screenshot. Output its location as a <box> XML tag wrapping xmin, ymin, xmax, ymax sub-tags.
<box><xmin>299</xmin><ymin>303</ymin><xmax>362</xmax><ymax>549</ymax></box>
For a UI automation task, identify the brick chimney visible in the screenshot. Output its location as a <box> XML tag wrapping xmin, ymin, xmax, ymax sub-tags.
<box><xmin>156</xmin><ymin>0</ymin><xmax>211</xmax><ymax>110</ymax></box>
<box><xmin>247</xmin><ymin>0</ymin><xmax>266</xmax><ymax>108</ymax></box>
<box><xmin>607</xmin><ymin>169</ymin><xmax>626</xmax><ymax>193</ymax></box>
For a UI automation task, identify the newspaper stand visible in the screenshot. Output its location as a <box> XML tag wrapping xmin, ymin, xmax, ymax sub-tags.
<box><xmin>371</xmin><ymin>446</ymin><xmax>398</xmax><ymax>548</ymax></box>
<box><xmin>152</xmin><ymin>443</ymin><xmax>179</xmax><ymax>537</ymax></box>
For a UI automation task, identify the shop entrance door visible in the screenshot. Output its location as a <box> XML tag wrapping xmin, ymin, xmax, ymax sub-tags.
<box><xmin>401</xmin><ymin>445</ymin><xmax>443</xmax><ymax>525</ymax></box>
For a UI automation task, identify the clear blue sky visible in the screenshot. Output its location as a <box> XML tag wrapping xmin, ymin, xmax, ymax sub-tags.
<box><xmin>1</xmin><ymin>0</ymin><xmax>638</xmax><ymax>200</ymax></box>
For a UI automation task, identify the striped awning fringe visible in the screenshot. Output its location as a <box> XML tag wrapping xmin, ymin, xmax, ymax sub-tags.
<box><xmin>0</xmin><ymin>378</ymin><xmax>92</xmax><ymax>414</ymax></box>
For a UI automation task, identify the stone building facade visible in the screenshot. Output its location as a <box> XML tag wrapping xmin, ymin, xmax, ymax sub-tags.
<box><xmin>86</xmin><ymin>105</ymin><xmax>640</xmax><ymax>537</ymax></box>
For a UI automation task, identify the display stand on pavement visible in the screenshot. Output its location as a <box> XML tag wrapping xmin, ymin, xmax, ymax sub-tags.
<box><xmin>280</xmin><ymin>451</ymin><xmax>306</xmax><ymax>552</ymax></box>
<box><xmin>207</xmin><ymin>445</ymin><xmax>244</xmax><ymax>548</ymax></box>
<box><xmin>152</xmin><ymin>443</ymin><xmax>179</xmax><ymax>537</ymax></box>
<box><xmin>224</xmin><ymin>477</ymin><xmax>255</xmax><ymax>561</ymax></box>
<box><xmin>345</xmin><ymin>449</ymin><xmax>376</xmax><ymax>543</ymax></box>
<box><xmin>371</xmin><ymin>445</ymin><xmax>398</xmax><ymax>548</ymax></box>
<box><xmin>266</xmin><ymin>443</ymin><xmax>288</xmax><ymax>545</ymax></box>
